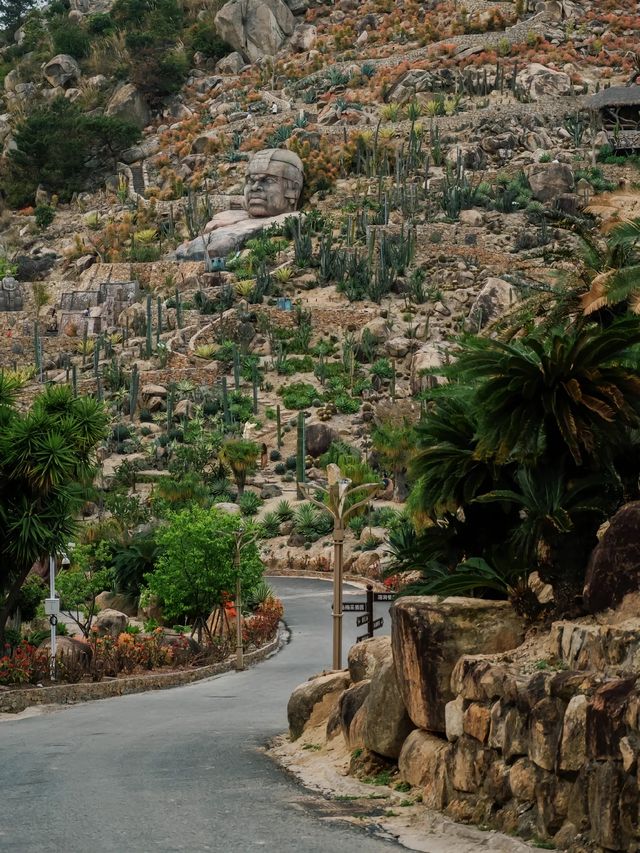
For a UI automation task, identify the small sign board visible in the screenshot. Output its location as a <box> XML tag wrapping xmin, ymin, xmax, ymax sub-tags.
<box><xmin>356</xmin><ymin>614</ymin><xmax>369</xmax><ymax>627</ymax></box>
<box><xmin>343</xmin><ymin>602</ymin><xmax>367</xmax><ymax>612</ymax></box>
<box><xmin>373</xmin><ymin>593</ymin><xmax>395</xmax><ymax>602</ymax></box>
<box><xmin>372</xmin><ymin>617</ymin><xmax>384</xmax><ymax>630</ymax></box>
<box><xmin>357</xmin><ymin>632</ymin><xmax>370</xmax><ymax>642</ymax></box>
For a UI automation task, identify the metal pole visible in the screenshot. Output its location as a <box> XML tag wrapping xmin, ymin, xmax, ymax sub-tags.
<box><xmin>49</xmin><ymin>555</ymin><xmax>56</xmax><ymax>681</ymax></box>
<box><xmin>235</xmin><ymin>541</ymin><xmax>244</xmax><ymax>671</ymax></box>
<box><xmin>332</xmin><ymin>524</ymin><xmax>344</xmax><ymax>670</ymax></box>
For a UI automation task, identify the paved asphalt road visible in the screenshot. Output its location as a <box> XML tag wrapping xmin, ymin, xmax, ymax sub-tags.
<box><xmin>0</xmin><ymin>577</ymin><xmax>398</xmax><ymax>853</ymax></box>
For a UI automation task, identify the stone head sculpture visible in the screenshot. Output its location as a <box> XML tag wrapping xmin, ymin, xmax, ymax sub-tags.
<box><xmin>244</xmin><ymin>148</ymin><xmax>304</xmax><ymax>218</ymax></box>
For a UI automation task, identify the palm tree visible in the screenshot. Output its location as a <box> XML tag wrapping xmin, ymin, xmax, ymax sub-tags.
<box><xmin>0</xmin><ymin>381</ymin><xmax>107</xmax><ymax>648</ymax></box>
<box><xmin>581</xmin><ymin>218</ymin><xmax>640</xmax><ymax>315</ymax></box>
<box><xmin>220</xmin><ymin>439</ymin><xmax>259</xmax><ymax>497</ymax></box>
<box><xmin>371</xmin><ymin>419</ymin><xmax>415</xmax><ymax>501</ymax></box>
<box><xmin>453</xmin><ymin>317</ymin><xmax>640</xmax><ymax>466</ymax></box>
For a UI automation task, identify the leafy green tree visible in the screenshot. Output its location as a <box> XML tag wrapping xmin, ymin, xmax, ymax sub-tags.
<box><xmin>145</xmin><ymin>506</ymin><xmax>263</xmax><ymax>632</ymax></box>
<box><xmin>0</xmin><ymin>0</ymin><xmax>36</xmax><ymax>35</ymax></box>
<box><xmin>220</xmin><ymin>439</ymin><xmax>259</xmax><ymax>497</ymax></box>
<box><xmin>4</xmin><ymin>98</ymin><xmax>140</xmax><ymax>207</ymax></box>
<box><xmin>56</xmin><ymin>541</ymin><xmax>114</xmax><ymax>637</ymax></box>
<box><xmin>0</xmin><ymin>380</ymin><xmax>108</xmax><ymax>648</ymax></box>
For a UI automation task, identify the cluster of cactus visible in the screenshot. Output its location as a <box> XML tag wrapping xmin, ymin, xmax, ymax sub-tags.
<box><xmin>185</xmin><ymin>188</ymin><xmax>213</xmax><ymax>240</ymax></box>
<box><xmin>316</xmin><ymin>402</ymin><xmax>337</xmax><ymax>422</ymax></box>
<box><xmin>145</xmin><ymin>294</ymin><xmax>153</xmax><ymax>358</ymax></box>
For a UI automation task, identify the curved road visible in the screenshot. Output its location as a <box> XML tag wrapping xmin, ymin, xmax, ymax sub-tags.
<box><xmin>0</xmin><ymin>578</ymin><xmax>398</xmax><ymax>853</ymax></box>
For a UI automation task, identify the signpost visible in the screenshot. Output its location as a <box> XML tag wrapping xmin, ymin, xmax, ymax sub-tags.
<box><xmin>340</xmin><ymin>584</ymin><xmax>393</xmax><ymax>644</ymax></box>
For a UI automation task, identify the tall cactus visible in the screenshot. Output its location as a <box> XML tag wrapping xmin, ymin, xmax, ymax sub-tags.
<box><xmin>72</xmin><ymin>364</ymin><xmax>78</xmax><ymax>396</ymax></box>
<box><xmin>296</xmin><ymin>411</ymin><xmax>306</xmax><ymax>496</ymax></box>
<box><xmin>33</xmin><ymin>323</ymin><xmax>41</xmax><ymax>380</ymax></box>
<box><xmin>221</xmin><ymin>376</ymin><xmax>230</xmax><ymax>426</ymax></box>
<box><xmin>276</xmin><ymin>404</ymin><xmax>282</xmax><ymax>449</ymax></box>
<box><xmin>129</xmin><ymin>364</ymin><xmax>139</xmax><ymax>421</ymax></box>
<box><xmin>251</xmin><ymin>362</ymin><xmax>259</xmax><ymax>415</ymax></box>
<box><xmin>175</xmin><ymin>287</ymin><xmax>182</xmax><ymax>329</ymax></box>
<box><xmin>233</xmin><ymin>344</ymin><xmax>241</xmax><ymax>391</ymax></box>
<box><xmin>156</xmin><ymin>297</ymin><xmax>163</xmax><ymax>346</ymax></box>
<box><xmin>82</xmin><ymin>323</ymin><xmax>88</xmax><ymax>367</ymax></box>
<box><xmin>390</xmin><ymin>359</ymin><xmax>396</xmax><ymax>401</ymax></box>
<box><xmin>166</xmin><ymin>388</ymin><xmax>174</xmax><ymax>433</ymax></box>
<box><xmin>145</xmin><ymin>293</ymin><xmax>153</xmax><ymax>358</ymax></box>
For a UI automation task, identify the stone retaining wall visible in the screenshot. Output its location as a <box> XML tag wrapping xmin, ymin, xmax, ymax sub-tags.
<box><xmin>0</xmin><ymin>629</ymin><xmax>282</xmax><ymax>715</ymax></box>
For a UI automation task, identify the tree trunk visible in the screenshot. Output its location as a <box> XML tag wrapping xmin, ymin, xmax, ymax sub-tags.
<box><xmin>0</xmin><ymin>562</ymin><xmax>34</xmax><ymax>651</ymax></box>
<box><xmin>393</xmin><ymin>468</ymin><xmax>409</xmax><ymax>502</ymax></box>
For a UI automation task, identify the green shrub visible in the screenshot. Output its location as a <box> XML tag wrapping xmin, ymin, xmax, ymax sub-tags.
<box><xmin>50</xmin><ymin>17</ymin><xmax>91</xmax><ymax>58</ymax></box>
<box><xmin>270</xmin><ymin>449</ymin><xmax>281</xmax><ymax>461</ymax></box>
<box><xmin>274</xmin><ymin>462</ymin><xmax>286</xmax><ymax>475</ymax></box>
<box><xmin>4</xmin><ymin>98</ymin><xmax>140</xmax><ymax>206</ymax></box>
<box><xmin>187</xmin><ymin>19</ymin><xmax>231</xmax><ymax>60</ymax></box>
<box><xmin>260</xmin><ymin>511</ymin><xmax>281</xmax><ymax>538</ymax></box>
<box><xmin>279</xmin><ymin>381</ymin><xmax>317</xmax><ymax>409</ymax></box>
<box><xmin>87</xmin><ymin>12</ymin><xmax>115</xmax><ymax>34</ymax></box>
<box><xmin>238</xmin><ymin>490</ymin><xmax>263</xmax><ymax>516</ymax></box>
<box><xmin>34</xmin><ymin>203</ymin><xmax>56</xmax><ymax>230</ymax></box>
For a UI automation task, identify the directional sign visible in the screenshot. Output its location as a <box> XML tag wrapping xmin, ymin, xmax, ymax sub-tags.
<box><xmin>356</xmin><ymin>614</ymin><xmax>369</xmax><ymax>627</ymax></box>
<box><xmin>373</xmin><ymin>593</ymin><xmax>395</xmax><ymax>602</ymax></box>
<box><xmin>343</xmin><ymin>602</ymin><xmax>366</xmax><ymax>612</ymax></box>
<box><xmin>372</xmin><ymin>617</ymin><xmax>383</xmax><ymax>630</ymax></box>
<box><xmin>356</xmin><ymin>632</ymin><xmax>370</xmax><ymax>643</ymax></box>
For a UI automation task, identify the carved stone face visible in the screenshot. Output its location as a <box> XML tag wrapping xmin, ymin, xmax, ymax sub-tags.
<box><xmin>243</xmin><ymin>149</ymin><xmax>304</xmax><ymax>218</ymax></box>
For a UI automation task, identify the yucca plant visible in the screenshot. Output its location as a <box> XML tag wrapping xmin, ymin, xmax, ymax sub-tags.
<box><xmin>275</xmin><ymin>499</ymin><xmax>294</xmax><ymax>522</ymax></box>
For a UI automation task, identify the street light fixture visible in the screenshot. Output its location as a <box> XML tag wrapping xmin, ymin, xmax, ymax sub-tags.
<box><xmin>301</xmin><ymin>463</ymin><xmax>380</xmax><ymax>671</ymax></box>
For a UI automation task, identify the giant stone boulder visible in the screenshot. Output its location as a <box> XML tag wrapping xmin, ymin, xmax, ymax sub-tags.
<box><xmin>526</xmin><ymin>161</ymin><xmax>575</xmax><ymax>204</ymax></box>
<box><xmin>287</xmin><ymin>671</ymin><xmax>350</xmax><ymax>739</ymax></box>
<box><xmin>305</xmin><ymin>422</ymin><xmax>339</xmax><ymax>458</ymax></box>
<box><xmin>363</xmin><ymin>658</ymin><xmax>414</xmax><ymax>758</ymax></box>
<box><xmin>516</xmin><ymin>63</ymin><xmax>572</xmax><ymax>101</ymax></box>
<box><xmin>106</xmin><ymin>83</ymin><xmax>151</xmax><ymax>129</ymax></box>
<box><xmin>391</xmin><ymin>597</ymin><xmax>525</xmax><ymax>733</ymax></box>
<box><xmin>466</xmin><ymin>277</ymin><xmax>518</xmax><ymax>331</ymax></box>
<box><xmin>215</xmin><ymin>0</ymin><xmax>294</xmax><ymax>63</ymax></box>
<box><xmin>583</xmin><ymin>502</ymin><xmax>640</xmax><ymax>613</ymax></box>
<box><xmin>43</xmin><ymin>54</ymin><xmax>81</xmax><ymax>88</ymax></box>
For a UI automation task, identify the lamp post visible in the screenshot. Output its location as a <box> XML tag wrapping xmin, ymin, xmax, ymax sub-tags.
<box><xmin>44</xmin><ymin>551</ymin><xmax>69</xmax><ymax>681</ymax></box>
<box><xmin>302</xmin><ymin>464</ymin><xmax>379</xmax><ymax>671</ymax></box>
<box><xmin>233</xmin><ymin>523</ymin><xmax>258</xmax><ymax>672</ymax></box>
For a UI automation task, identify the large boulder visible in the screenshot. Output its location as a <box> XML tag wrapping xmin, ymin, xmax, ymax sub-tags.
<box><xmin>287</xmin><ymin>671</ymin><xmax>350</xmax><ymax>739</ymax></box>
<box><xmin>338</xmin><ymin>680</ymin><xmax>371</xmax><ymax>748</ymax></box>
<box><xmin>41</xmin><ymin>636</ymin><xmax>92</xmax><ymax>665</ymax></box>
<box><xmin>363</xmin><ymin>658</ymin><xmax>414</xmax><ymax>758</ymax></box>
<box><xmin>391</xmin><ymin>597</ymin><xmax>525</xmax><ymax>733</ymax></box>
<box><xmin>466</xmin><ymin>277</ymin><xmax>518</xmax><ymax>331</ymax></box>
<box><xmin>106</xmin><ymin>84</ymin><xmax>151</xmax><ymax>129</ymax></box>
<box><xmin>409</xmin><ymin>342</ymin><xmax>445</xmax><ymax>394</ymax></box>
<box><xmin>348</xmin><ymin>635</ymin><xmax>392</xmax><ymax>682</ymax></box>
<box><xmin>305</xmin><ymin>422</ymin><xmax>339</xmax><ymax>458</ymax></box>
<box><xmin>516</xmin><ymin>63</ymin><xmax>572</xmax><ymax>101</ymax></box>
<box><xmin>95</xmin><ymin>591</ymin><xmax>138</xmax><ymax>617</ymax></box>
<box><xmin>583</xmin><ymin>502</ymin><xmax>640</xmax><ymax>613</ymax></box>
<box><xmin>94</xmin><ymin>608</ymin><xmax>129</xmax><ymax>637</ymax></box>
<box><xmin>214</xmin><ymin>0</ymin><xmax>294</xmax><ymax>63</ymax></box>
<box><xmin>525</xmin><ymin>162</ymin><xmax>575</xmax><ymax>203</ymax></box>
<box><xmin>398</xmin><ymin>729</ymin><xmax>449</xmax><ymax>788</ymax></box>
<box><xmin>42</xmin><ymin>54</ymin><xmax>81</xmax><ymax>88</ymax></box>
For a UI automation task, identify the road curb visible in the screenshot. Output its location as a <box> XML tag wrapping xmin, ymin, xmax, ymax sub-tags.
<box><xmin>0</xmin><ymin>630</ymin><xmax>283</xmax><ymax>715</ymax></box>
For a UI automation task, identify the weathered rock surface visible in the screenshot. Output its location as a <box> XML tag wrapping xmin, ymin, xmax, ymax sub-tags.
<box><xmin>391</xmin><ymin>597</ymin><xmax>524</xmax><ymax>732</ymax></box>
<box><xmin>106</xmin><ymin>84</ymin><xmax>151</xmax><ymax>129</ymax></box>
<box><xmin>338</xmin><ymin>680</ymin><xmax>370</xmax><ymax>747</ymax></box>
<box><xmin>516</xmin><ymin>63</ymin><xmax>572</xmax><ymax>101</ymax></box>
<box><xmin>583</xmin><ymin>502</ymin><xmax>640</xmax><ymax>613</ymax></box>
<box><xmin>305</xmin><ymin>422</ymin><xmax>339</xmax><ymax>457</ymax></box>
<box><xmin>215</xmin><ymin>0</ymin><xmax>294</xmax><ymax>62</ymax></box>
<box><xmin>287</xmin><ymin>671</ymin><xmax>350</xmax><ymax>739</ymax></box>
<box><xmin>398</xmin><ymin>729</ymin><xmax>449</xmax><ymax>788</ymax></box>
<box><xmin>94</xmin><ymin>608</ymin><xmax>129</xmax><ymax>637</ymax></box>
<box><xmin>42</xmin><ymin>54</ymin><xmax>81</xmax><ymax>88</ymax></box>
<box><xmin>347</xmin><ymin>635</ymin><xmax>392</xmax><ymax>683</ymax></box>
<box><xmin>467</xmin><ymin>277</ymin><xmax>517</xmax><ymax>330</ymax></box>
<box><xmin>525</xmin><ymin>162</ymin><xmax>575</xmax><ymax>203</ymax></box>
<box><xmin>363</xmin><ymin>658</ymin><xmax>414</xmax><ymax>758</ymax></box>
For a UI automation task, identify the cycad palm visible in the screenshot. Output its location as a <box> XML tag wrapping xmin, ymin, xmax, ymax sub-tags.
<box><xmin>453</xmin><ymin>317</ymin><xmax>640</xmax><ymax>465</ymax></box>
<box><xmin>0</xmin><ymin>382</ymin><xmax>107</xmax><ymax>646</ymax></box>
<box><xmin>581</xmin><ymin>218</ymin><xmax>640</xmax><ymax>315</ymax></box>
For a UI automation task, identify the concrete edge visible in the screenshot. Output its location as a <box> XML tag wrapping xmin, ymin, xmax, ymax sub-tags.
<box><xmin>0</xmin><ymin>628</ymin><xmax>284</xmax><ymax>715</ymax></box>
<box><xmin>265</xmin><ymin>570</ymin><xmax>385</xmax><ymax>591</ymax></box>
